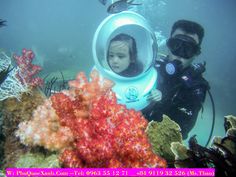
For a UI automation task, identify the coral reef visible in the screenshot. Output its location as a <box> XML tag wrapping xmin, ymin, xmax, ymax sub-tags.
<box><xmin>170</xmin><ymin>142</ymin><xmax>189</xmax><ymax>163</ymax></box>
<box><xmin>0</xmin><ymin>65</ymin><xmax>12</xmax><ymax>85</ymax></box>
<box><xmin>13</xmin><ymin>48</ymin><xmax>43</xmax><ymax>87</ymax></box>
<box><xmin>146</xmin><ymin>115</ymin><xmax>183</xmax><ymax>163</ymax></box>
<box><xmin>0</xmin><ymin>106</ymin><xmax>4</xmax><ymax>168</ymax></box>
<box><xmin>16</xmin><ymin>98</ymin><xmax>74</xmax><ymax>151</ymax></box>
<box><xmin>0</xmin><ymin>52</ymin><xmax>28</xmax><ymax>101</ymax></box>
<box><xmin>0</xmin><ymin>170</ymin><xmax>6</xmax><ymax>177</ymax></box>
<box><xmin>15</xmin><ymin>152</ymin><xmax>59</xmax><ymax>168</ymax></box>
<box><xmin>16</xmin><ymin>70</ymin><xmax>167</xmax><ymax>168</ymax></box>
<box><xmin>170</xmin><ymin>115</ymin><xmax>236</xmax><ymax>177</ymax></box>
<box><xmin>0</xmin><ymin>49</ymin><xmax>43</xmax><ymax>101</ymax></box>
<box><xmin>224</xmin><ymin>115</ymin><xmax>236</xmax><ymax>137</ymax></box>
<box><xmin>0</xmin><ymin>48</ymin><xmax>44</xmax><ymax>168</ymax></box>
<box><xmin>1</xmin><ymin>88</ymin><xmax>46</xmax><ymax>169</ymax></box>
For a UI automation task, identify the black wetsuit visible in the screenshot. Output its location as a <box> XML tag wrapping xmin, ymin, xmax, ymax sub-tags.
<box><xmin>143</xmin><ymin>57</ymin><xmax>209</xmax><ymax>139</ymax></box>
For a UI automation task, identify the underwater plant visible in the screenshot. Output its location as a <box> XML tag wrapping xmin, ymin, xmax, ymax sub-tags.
<box><xmin>42</xmin><ymin>71</ymin><xmax>68</xmax><ymax>97</ymax></box>
<box><xmin>16</xmin><ymin>70</ymin><xmax>167</xmax><ymax>168</ymax></box>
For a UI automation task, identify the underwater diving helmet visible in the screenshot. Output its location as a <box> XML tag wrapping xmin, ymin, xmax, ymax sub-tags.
<box><xmin>92</xmin><ymin>11</ymin><xmax>158</xmax><ymax>110</ymax></box>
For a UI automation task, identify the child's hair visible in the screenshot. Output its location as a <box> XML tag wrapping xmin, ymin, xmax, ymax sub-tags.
<box><xmin>171</xmin><ymin>20</ymin><xmax>204</xmax><ymax>45</ymax></box>
<box><xmin>109</xmin><ymin>33</ymin><xmax>137</xmax><ymax>62</ymax></box>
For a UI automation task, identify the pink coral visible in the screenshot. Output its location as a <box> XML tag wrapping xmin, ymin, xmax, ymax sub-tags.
<box><xmin>16</xmin><ymin>99</ymin><xmax>74</xmax><ymax>151</ymax></box>
<box><xmin>16</xmin><ymin>70</ymin><xmax>167</xmax><ymax>168</ymax></box>
<box><xmin>13</xmin><ymin>48</ymin><xmax>43</xmax><ymax>87</ymax></box>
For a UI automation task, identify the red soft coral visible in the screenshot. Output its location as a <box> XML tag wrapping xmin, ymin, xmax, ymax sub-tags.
<box><xmin>51</xmin><ymin>70</ymin><xmax>166</xmax><ymax>168</ymax></box>
<box><xmin>16</xmin><ymin>70</ymin><xmax>166</xmax><ymax>168</ymax></box>
<box><xmin>13</xmin><ymin>48</ymin><xmax>43</xmax><ymax>87</ymax></box>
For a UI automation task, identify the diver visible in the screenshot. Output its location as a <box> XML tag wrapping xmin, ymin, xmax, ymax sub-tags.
<box><xmin>143</xmin><ymin>20</ymin><xmax>210</xmax><ymax>140</ymax></box>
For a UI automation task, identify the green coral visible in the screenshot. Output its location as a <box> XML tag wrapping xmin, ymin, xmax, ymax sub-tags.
<box><xmin>212</xmin><ymin>136</ymin><xmax>236</xmax><ymax>156</ymax></box>
<box><xmin>212</xmin><ymin>115</ymin><xmax>236</xmax><ymax>156</ymax></box>
<box><xmin>15</xmin><ymin>152</ymin><xmax>60</xmax><ymax>168</ymax></box>
<box><xmin>170</xmin><ymin>142</ymin><xmax>189</xmax><ymax>160</ymax></box>
<box><xmin>169</xmin><ymin>142</ymin><xmax>195</xmax><ymax>168</ymax></box>
<box><xmin>224</xmin><ymin>115</ymin><xmax>236</xmax><ymax>137</ymax></box>
<box><xmin>146</xmin><ymin>115</ymin><xmax>183</xmax><ymax>162</ymax></box>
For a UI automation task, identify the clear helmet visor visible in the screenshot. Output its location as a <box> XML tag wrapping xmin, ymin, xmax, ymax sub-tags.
<box><xmin>93</xmin><ymin>11</ymin><xmax>157</xmax><ymax>80</ymax></box>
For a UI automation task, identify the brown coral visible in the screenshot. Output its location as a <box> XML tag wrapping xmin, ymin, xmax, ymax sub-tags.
<box><xmin>146</xmin><ymin>114</ymin><xmax>183</xmax><ymax>163</ymax></box>
<box><xmin>1</xmin><ymin>87</ymin><xmax>46</xmax><ymax>168</ymax></box>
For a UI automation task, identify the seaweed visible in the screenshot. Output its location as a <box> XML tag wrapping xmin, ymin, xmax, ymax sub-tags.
<box><xmin>41</xmin><ymin>71</ymin><xmax>68</xmax><ymax>97</ymax></box>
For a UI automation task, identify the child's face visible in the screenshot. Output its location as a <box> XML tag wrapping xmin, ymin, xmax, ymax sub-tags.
<box><xmin>108</xmin><ymin>41</ymin><xmax>131</xmax><ymax>74</ymax></box>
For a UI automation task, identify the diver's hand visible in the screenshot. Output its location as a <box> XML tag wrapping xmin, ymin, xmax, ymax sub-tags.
<box><xmin>147</xmin><ymin>89</ymin><xmax>162</xmax><ymax>102</ymax></box>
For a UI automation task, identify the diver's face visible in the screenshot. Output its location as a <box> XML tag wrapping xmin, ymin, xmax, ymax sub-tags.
<box><xmin>108</xmin><ymin>41</ymin><xmax>131</xmax><ymax>74</ymax></box>
<box><xmin>168</xmin><ymin>28</ymin><xmax>200</xmax><ymax>69</ymax></box>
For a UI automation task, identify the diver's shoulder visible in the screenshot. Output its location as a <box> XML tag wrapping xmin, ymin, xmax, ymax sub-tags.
<box><xmin>190</xmin><ymin>68</ymin><xmax>210</xmax><ymax>90</ymax></box>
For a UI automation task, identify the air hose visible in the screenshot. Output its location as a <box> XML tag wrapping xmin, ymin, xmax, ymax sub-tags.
<box><xmin>204</xmin><ymin>89</ymin><xmax>216</xmax><ymax>147</ymax></box>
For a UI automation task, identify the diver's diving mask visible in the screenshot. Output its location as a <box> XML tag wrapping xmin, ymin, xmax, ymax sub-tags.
<box><xmin>167</xmin><ymin>34</ymin><xmax>201</xmax><ymax>59</ymax></box>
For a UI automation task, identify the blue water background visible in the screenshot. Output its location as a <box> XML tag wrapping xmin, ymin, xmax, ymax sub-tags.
<box><xmin>0</xmin><ymin>0</ymin><xmax>236</xmax><ymax>146</ymax></box>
